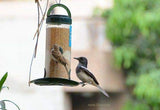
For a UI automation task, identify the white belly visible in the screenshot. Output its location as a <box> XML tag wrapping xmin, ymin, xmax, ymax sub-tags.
<box><xmin>77</xmin><ymin>72</ymin><xmax>94</xmax><ymax>84</ymax></box>
<box><xmin>52</xmin><ymin>56</ymin><xmax>57</xmax><ymax>62</ymax></box>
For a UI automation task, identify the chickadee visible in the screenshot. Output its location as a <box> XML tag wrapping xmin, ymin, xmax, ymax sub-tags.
<box><xmin>74</xmin><ymin>57</ymin><xmax>109</xmax><ymax>97</ymax></box>
<box><xmin>51</xmin><ymin>44</ymin><xmax>70</xmax><ymax>79</ymax></box>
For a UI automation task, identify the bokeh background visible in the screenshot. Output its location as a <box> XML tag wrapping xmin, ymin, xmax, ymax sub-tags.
<box><xmin>0</xmin><ymin>0</ymin><xmax>160</xmax><ymax>110</ymax></box>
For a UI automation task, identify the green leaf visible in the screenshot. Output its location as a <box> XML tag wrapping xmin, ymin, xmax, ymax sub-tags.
<box><xmin>122</xmin><ymin>100</ymin><xmax>150</xmax><ymax>110</ymax></box>
<box><xmin>134</xmin><ymin>69</ymin><xmax>160</xmax><ymax>104</ymax></box>
<box><xmin>113</xmin><ymin>46</ymin><xmax>136</xmax><ymax>69</ymax></box>
<box><xmin>0</xmin><ymin>73</ymin><xmax>8</xmax><ymax>92</ymax></box>
<box><xmin>126</xmin><ymin>73</ymin><xmax>138</xmax><ymax>86</ymax></box>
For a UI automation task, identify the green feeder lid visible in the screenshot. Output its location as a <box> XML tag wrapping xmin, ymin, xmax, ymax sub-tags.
<box><xmin>46</xmin><ymin>4</ymin><xmax>72</xmax><ymax>24</ymax></box>
<box><xmin>46</xmin><ymin>15</ymin><xmax>72</xmax><ymax>24</ymax></box>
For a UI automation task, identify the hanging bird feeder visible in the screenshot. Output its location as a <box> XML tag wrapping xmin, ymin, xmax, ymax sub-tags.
<box><xmin>29</xmin><ymin>3</ymin><xmax>79</xmax><ymax>86</ymax></box>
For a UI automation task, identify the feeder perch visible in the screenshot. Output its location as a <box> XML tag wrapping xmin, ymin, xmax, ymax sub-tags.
<box><xmin>30</xmin><ymin>3</ymin><xmax>79</xmax><ymax>86</ymax></box>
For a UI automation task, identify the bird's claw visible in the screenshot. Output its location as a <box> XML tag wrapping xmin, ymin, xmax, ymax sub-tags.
<box><xmin>82</xmin><ymin>83</ymin><xmax>86</xmax><ymax>87</ymax></box>
<box><xmin>79</xmin><ymin>82</ymin><xmax>86</xmax><ymax>87</ymax></box>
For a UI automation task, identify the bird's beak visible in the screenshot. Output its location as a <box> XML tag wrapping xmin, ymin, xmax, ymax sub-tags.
<box><xmin>74</xmin><ymin>57</ymin><xmax>79</xmax><ymax>60</ymax></box>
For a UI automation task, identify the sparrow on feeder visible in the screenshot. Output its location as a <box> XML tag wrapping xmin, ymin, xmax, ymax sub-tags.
<box><xmin>51</xmin><ymin>44</ymin><xmax>71</xmax><ymax>79</ymax></box>
<box><xmin>74</xmin><ymin>57</ymin><xmax>109</xmax><ymax>97</ymax></box>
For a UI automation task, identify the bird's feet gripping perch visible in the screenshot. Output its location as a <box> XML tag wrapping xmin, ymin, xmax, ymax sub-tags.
<box><xmin>79</xmin><ymin>82</ymin><xmax>86</xmax><ymax>87</ymax></box>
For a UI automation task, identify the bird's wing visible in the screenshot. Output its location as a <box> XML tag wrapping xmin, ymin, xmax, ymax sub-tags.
<box><xmin>80</xmin><ymin>66</ymin><xmax>99</xmax><ymax>85</ymax></box>
<box><xmin>52</xmin><ymin>50</ymin><xmax>67</xmax><ymax>65</ymax></box>
<box><xmin>59</xmin><ymin>56</ymin><xmax>67</xmax><ymax>65</ymax></box>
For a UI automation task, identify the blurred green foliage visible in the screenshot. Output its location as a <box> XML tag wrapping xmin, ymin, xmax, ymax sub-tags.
<box><xmin>101</xmin><ymin>0</ymin><xmax>160</xmax><ymax>109</ymax></box>
<box><xmin>123</xmin><ymin>100</ymin><xmax>150</xmax><ymax>110</ymax></box>
<box><xmin>93</xmin><ymin>7</ymin><xmax>111</xmax><ymax>18</ymax></box>
<box><xmin>134</xmin><ymin>70</ymin><xmax>160</xmax><ymax>105</ymax></box>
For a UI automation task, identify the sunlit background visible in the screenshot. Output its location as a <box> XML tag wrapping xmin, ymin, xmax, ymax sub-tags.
<box><xmin>0</xmin><ymin>0</ymin><xmax>160</xmax><ymax>110</ymax></box>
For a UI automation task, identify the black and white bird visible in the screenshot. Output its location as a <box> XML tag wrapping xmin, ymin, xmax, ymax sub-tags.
<box><xmin>74</xmin><ymin>57</ymin><xmax>109</xmax><ymax>97</ymax></box>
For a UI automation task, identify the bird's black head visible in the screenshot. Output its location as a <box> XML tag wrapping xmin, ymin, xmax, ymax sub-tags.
<box><xmin>74</xmin><ymin>57</ymin><xmax>88</xmax><ymax>67</ymax></box>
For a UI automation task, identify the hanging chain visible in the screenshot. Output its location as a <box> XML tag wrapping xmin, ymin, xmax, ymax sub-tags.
<box><xmin>29</xmin><ymin>0</ymin><xmax>49</xmax><ymax>86</ymax></box>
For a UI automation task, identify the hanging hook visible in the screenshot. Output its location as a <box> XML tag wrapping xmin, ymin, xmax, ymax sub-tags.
<box><xmin>55</xmin><ymin>0</ymin><xmax>61</xmax><ymax>4</ymax></box>
<box><xmin>59</xmin><ymin>0</ymin><xmax>61</xmax><ymax>4</ymax></box>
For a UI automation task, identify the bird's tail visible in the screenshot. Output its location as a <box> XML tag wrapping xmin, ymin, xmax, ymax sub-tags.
<box><xmin>64</xmin><ymin>65</ymin><xmax>71</xmax><ymax>80</ymax></box>
<box><xmin>96</xmin><ymin>85</ymin><xmax>109</xmax><ymax>97</ymax></box>
<box><xmin>64</xmin><ymin>65</ymin><xmax>69</xmax><ymax>73</ymax></box>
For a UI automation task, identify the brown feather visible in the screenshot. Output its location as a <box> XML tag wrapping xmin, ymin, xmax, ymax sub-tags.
<box><xmin>51</xmin><ymin>44</ymin><xmax>69</xmax><ymax>75</ymax></box>
<box><xmin>51</xmin><ymin>44</ymin><xmax>68</xmax><ymax>66</ymax></box>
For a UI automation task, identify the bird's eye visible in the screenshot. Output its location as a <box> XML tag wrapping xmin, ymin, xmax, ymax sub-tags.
<box><xmin>80</xmin><ymin>58</ymin><xmax>83</xmax><ymax>61</ymax></box>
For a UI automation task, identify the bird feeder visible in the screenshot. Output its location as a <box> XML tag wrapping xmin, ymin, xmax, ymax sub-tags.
<box><xmin>30</xmin><ymin>3</ymin><xmax>79</xmax><ymax>86</ymax></box>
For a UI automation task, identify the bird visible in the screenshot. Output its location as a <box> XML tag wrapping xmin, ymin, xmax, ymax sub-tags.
<box><xmin>51</xmin><ymin>44</ymin><xmax>70</xmax><ymax>79</ymax></box>
<box><xmin>74</xmin><ymin>57</ymin><xmax>109</xmax><ymax>97</ymax></box>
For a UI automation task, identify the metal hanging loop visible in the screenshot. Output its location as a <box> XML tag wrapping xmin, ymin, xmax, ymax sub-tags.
<box><xmin>47</xmin><ymin>3</ymin><xmax>71</xmax><ymax>18</ymax></box>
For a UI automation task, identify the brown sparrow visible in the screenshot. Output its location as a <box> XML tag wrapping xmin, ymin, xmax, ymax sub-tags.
<box><xmin>51</xmin><ymin>44</ymin><xmax>70</xmax><ymax>79</ymax></box>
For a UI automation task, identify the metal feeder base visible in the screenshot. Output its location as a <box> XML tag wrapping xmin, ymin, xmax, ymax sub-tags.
<box><xmin>30</xmin><ymin>78</ymin><xmax>80</xmax><ymax>86</ymax></box>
